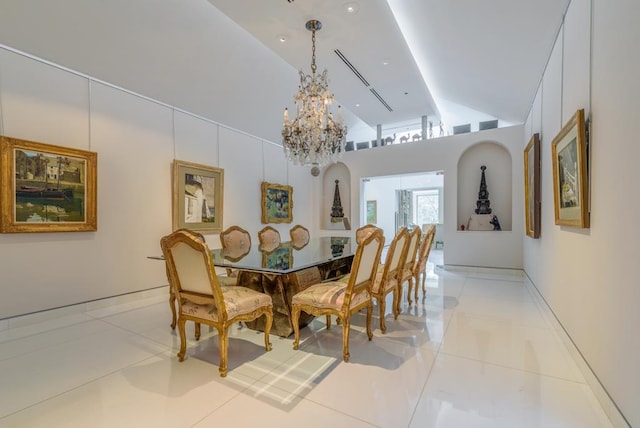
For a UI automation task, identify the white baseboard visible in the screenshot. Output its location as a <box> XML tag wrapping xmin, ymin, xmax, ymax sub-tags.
<box><xmin>524</xmin><ymin>274</ymin><xmax>630</xmax><ymax>428</ymax></box>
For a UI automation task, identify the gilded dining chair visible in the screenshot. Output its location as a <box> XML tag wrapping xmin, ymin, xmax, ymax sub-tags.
<box><xmin>161</xmin><ymin>229</ymin><xmax>273</xmax><ymax>377</ymax></box>
<box><xmin>167</xmin><ymin>228</ymin><xmax>205</xmax><ymax>330</ymax></box>
<box><xmin>258</xmin><ymin>225</ymin><xmax>281</xmax><ymax>252</ymax></box>
<box><xmin>371</xmin><ymin>227</ymin><xmax>409</xmax><ymax>332</ymax></box>
<box><xmin>396</xmin><ymin>226</ymin><xmax>422</xmax><ymax>312</ymax></box>
<box><xmin>411</xmin><ymin>224</ymin><xmax>436</xmax><ymax>302</ymax></box>
<box><xmin>291</xmin><ymin>227</ymin><xmax>384</xmax><ymax>362</ymax></box>
<box><xmin>289</xmin><ymin>224</ymin><xmax>310</xmax><ymax>249</ymax></box>
<box><xmin>355</xmin><ymin>223</ymin><xmax>379</xmax><ymax>244</ymax></box>
<box><xmin>219</xmin><ymin>225</ymin><xmax>251</xmax><ymax>284</ymax></box>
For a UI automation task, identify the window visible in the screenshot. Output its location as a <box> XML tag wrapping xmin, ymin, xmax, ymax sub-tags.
<box><xmin>413</xmin><ymin>188</ymin><xmax>442</xmax><ymax>225</ymax></box>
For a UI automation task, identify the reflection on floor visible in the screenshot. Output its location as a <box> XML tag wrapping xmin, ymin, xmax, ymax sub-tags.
<box><xmin>0</xmin><ymin>250</ymin><xmax>614</xmax><ymax>427</ymax></box>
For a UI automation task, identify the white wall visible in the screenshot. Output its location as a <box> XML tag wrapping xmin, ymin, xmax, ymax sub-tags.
<box><xmin>335</xmin><ymin>125</ymin><xmax>524</xmax><ymax>269</ymax></box>
<box><xmin>362</xmin><ymin>172</ymin><xmax>444</xmax><ymax>244</ymax></box>
<box><xmin>0</xmin><ymin>46</ymin><xmax>315</xmax><ymax>319</ymax></box>
<box><xmin>523</xmin><ymin>1</ymin><xmax>639</xmax><ymax>426</ymax></box>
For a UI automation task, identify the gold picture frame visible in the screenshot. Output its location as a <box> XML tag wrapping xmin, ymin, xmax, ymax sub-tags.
<box><xmin>551</xmin><ymin>109</ymin><xmax>589</xmax><ymax>228</ymax></box>
<box><xmin>0</xmin><ymin>136</ymin><xmax>97</xmax><ymax>233</ymax></box>
<box><xmin>261</xmin><ymin>181</ymin><xmax>293</xmax><ymax>224</ymax></box>
<box><xmin>524</xmin><ymin>133</ymin><xmax>541</xmax><ymax>238</ymax></box>
<box><xmin>172</xmin><ymin>160</ymin><xmax>224</xmax><ymax>233</ymax></box>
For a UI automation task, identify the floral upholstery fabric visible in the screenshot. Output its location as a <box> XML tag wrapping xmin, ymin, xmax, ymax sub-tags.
<box><xmin>371</xmin><ymin>271</ymin><xmax>398</xmax><ymax>293</ymax></box>
<box><xmin>292</xmin><ymin>281</ymin><xmax>370</xmax><ymax>311</ymax></box>
<box><xmin>181</xmin><ymin>285</ymin><xmax>272</xmax><ymax>321</ymax></box>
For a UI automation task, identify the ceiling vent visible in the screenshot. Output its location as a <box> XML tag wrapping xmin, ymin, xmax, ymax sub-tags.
<box><xmin>334</xmin><ymin>49</ymin><xmax>393</xmax><ymax>112</ymax></box>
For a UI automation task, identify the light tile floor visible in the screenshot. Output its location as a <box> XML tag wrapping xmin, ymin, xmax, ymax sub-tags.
<box><xmin>0</xmin><ymin>251</ymin><xmax>614</xmax><ymax>427</ymax></box>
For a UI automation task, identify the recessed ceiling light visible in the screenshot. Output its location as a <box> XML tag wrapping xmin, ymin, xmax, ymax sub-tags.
<box><xmin>278</xmin><ymin>35</ymin><xmax>287</xmax><ymax>43</ymax></box>
<box><xmin>382</xmin><ymin>59</ymin><xmax>390</xmax><ymax>66</ymax></box>
<box><xmin>356</xmin><ymin>103</ymin><xmax>360</xmax><ymax>107</ymax></box>
<box><xmin>344</xmin><ymin>2</ymin><xmax>359</xmax><ymax>14</ymax></box>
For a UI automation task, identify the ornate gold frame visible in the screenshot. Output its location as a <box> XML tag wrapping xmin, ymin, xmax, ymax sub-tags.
<box><xmin>0</xmin><ymin>136</ymin><xmax>97</xmax><ymax>233</ymax></box>
<box><xmin>172</xmin><ymin>160</ymin><xmax>224</xmax><ymax>233</ymax></box>
<box><xmin>524</xmin><ymin>133</ymin><xmax>541</xmax><ymax>238</ymax></box>
<box><xmin>260</xmin><ymin>181</ymin><xmax>293</xmax><ymax>224</ymax></box>
<box><xmin>551</xmin><ymin>109</ymin><xmax>589</xmax><ymax>228</ymax></box>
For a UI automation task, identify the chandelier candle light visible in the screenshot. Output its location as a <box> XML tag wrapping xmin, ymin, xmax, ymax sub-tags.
<box><xmin>282</xmin><ymin>19</ymin><xmax>348</xmax><ymax>172</ymax></box>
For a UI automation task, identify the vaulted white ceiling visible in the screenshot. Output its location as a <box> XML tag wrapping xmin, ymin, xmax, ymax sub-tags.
<box><xmin>0</xmin><ymin>0</ymin><xmax>569</xmax><ymax>143</ymax></box>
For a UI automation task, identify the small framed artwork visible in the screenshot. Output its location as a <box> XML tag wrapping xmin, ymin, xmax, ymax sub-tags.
<box><xmin>524</xmin><ymin>133</ymin><xmax>541</xmax><ymax>238</ymax></box>
<box><xmin>551</xmin><ymin>109</ymin><xmax>589</xmax><ymax>228</ymax></box>
<box><xmin>172</xmin><ymin>160</ymin><xmax>224</xmax><ymax>233</ymax></box>
<box><xmin>0</xmin><ymin>136</ymin><xmax>97</xmax><ymax>233</ymax></box>
<box><xmin>261</xmin><ymin>181</ymin><xmax>293</xmax><ymax>223</ymax></box>
<box><xmin>366</xmin><ymin>200</ymin><xmax>377</xmax><ymax>224</ymax></box>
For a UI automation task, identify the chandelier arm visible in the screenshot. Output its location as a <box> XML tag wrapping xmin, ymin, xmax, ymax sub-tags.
<box><xmin>282</xmin><ymin>19</ymin><xmax>347</xmax><ymax>169</ymax></box>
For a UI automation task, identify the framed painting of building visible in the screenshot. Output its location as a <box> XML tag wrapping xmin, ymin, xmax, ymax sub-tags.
<box><xmin>551</xmin><ymin>109</ymin><xmax>589</xmax><ymax>228</ymax></box>
<box><xmin>261</xmin><ymin>181</ymin><xmax>293</xmax><ymax>223</ymax></box>
<box><xmin>172</xmin><ymin>160</ymin><xmax>224</xmax><ymax>233</ymax></box>
<box><xmin>0</xmin><ymin>136</ymin><xmax>97</xmax><ymax>233</ymax></box>
<box><xmin>524</xmin><ymin>133</ymin><xmax>541</xmax><ymax>238</ymax></box>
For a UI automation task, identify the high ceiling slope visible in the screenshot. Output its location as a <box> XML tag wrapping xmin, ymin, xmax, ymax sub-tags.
<box><xmin>0</xmin><ymin>0</ymin><xmax>568</xmax><ymax>143</ymax></box>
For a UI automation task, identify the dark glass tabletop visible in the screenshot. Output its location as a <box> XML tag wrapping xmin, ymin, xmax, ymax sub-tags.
<box><xmin>211</xmin><ymin>236</ymin><xmax>354</xmax><ymax>274</ymax></box>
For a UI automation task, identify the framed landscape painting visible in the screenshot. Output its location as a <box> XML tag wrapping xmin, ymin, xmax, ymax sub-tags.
<box><xmin>261</xmin><ymin>181</ymin><xmax>292</xmax><ymax>223</ymax></box>
<box><xmin>524</xmin><ymin>133</ymin><xmax>541</xmax><ymax>238</ymax></box>
<box><xmin>551</xmin><ymin>109</ymin><xmax>589</xmax><ymax>228</ymax></box>
<box><xmin>172</xmin><ymin>160</ymin><xmax>224</xmax><ymax>233</ymax></box>
<box><xmin>0</xmin><ymin>136</ymin><xmax>97</xmax><ymax>233</ymax></box>
<box><xmin>366</xmin><ymin>200</ymin><xmax>377</xmax><ymax>224</ymax></box>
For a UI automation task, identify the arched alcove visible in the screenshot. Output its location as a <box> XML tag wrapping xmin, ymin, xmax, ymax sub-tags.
<box><xmin>322</xmin><ymin>162</ymin><xmax>351</xmax><ymax>230</ymax></box>
<box><xmin>457</xmin><ymin>141</ymin><xmax>512</xmax><ymax>231</ymax></box>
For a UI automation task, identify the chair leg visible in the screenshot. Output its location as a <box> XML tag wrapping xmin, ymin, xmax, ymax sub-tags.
<box><xmin>341</xmin><ymin>316</ymin><xmax>351</xmax><ymax>362</ymax></box>
<box><xmin>406</xmin><ymin>278</ymin><xmax>414</xmax><ymax>306</ymax></box>
<box><xmin>195</xmin><ymin>322</ymin><xmax>201</xmax><ymax>340</ymax></box>
<box><xmin>177</xmin><ymin>317</ymin><xmax>187</xmax><ymax>362</ymax></box>
<box><xmin>292</xmin><ymin>305</ymin><xmax>301</xmax><ymax>350</ymax></box>
<box><xmin>217</xmin><ymin>326</ymin><xmax>229</xmax><ymax>377</ymax></box>
<box><xmin>263</xmin><ymin>309</ymin><xmax>273</xmax><ymax>352</ymax></box>
<box><xmin>366</xmin><ymin>303</ymin><xmax>373</xmax><ymax>341</ymax></box>
<box><xmin>325</xmin><ymin>314</ymin><xmax>331</xmax><ymax>330</ymax></box>
<box><xmin>392</xmin><ymin>287</ymin><xmax>401</xmax><ymax>320</ymax></box>
<box><xmin>421</xmin><ymin>270</ymin><xmax>427</xmax><ymax>296</ymax></box>
<box><xmin>169</xmin><ymin>290</ymin><xmax>177</xmax><ymax>329</ymax></box>
<box><xmin>378</xmin><ymin>296</ymin><xmax>387</xmax><ymax>333</ymax></box>
<box><xmin>414</xmin><ymin>274</ymin><xmax>420</xmax><ymax>302</ymax></box>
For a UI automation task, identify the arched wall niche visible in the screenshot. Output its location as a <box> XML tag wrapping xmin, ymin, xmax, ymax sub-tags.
<box><xmin>322</xmin><ymin>162</ymin><xmax>351</xmax><ymax>230</ymax></box>
<box><xmin>457</xmin><ymin>141</ymin><xmax>512</xmax><ymax>231</ymax></box>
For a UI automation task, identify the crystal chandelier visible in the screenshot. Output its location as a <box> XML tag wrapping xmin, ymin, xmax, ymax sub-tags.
<box><xmin>282</xmin><ymin>19</ymin><xmax>347</xmax><ymax>169</ymax></box>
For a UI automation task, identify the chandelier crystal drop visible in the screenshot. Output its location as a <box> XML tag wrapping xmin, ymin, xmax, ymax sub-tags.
<box><xmin>282</xmin><ymin>19</ymin><xmax>347</xmax><ymax>168</ymax></box>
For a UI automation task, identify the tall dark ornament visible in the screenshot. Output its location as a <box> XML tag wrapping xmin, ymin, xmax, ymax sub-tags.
<box><xmin>330</xmin><ymin>179</ymin><xmax>344</xmax><ymax>222</ymax></box>
<box><xmin>475</xmin><ymin>165</ymin><xmax>492</xmax><ymax>214</ymax></box>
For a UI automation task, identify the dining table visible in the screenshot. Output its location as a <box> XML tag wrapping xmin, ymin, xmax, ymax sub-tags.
<box><xmin>211</xmin><ymin>236</ymin><xmax>355</xmax><ymax>337</ymax></box>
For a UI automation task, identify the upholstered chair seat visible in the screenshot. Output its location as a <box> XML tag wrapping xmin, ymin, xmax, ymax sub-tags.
<box><xmin>161</xmin><ymin>229</ymin><xmax>272</xmax><ymax>377</ymax></box>
<box><xmin>291</xmin><ymin>227</ymin><xmax>384</xmax><ymax>362</ymax></box>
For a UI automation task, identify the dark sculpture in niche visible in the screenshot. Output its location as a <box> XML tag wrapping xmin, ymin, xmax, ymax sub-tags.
<box><xmin>330</xmin><ymin>180</ymin><xmax>344</xmax><ymax>223</ymax></box>
<box><xmin>490</xmin><ymin>215</ymin><xmax>502</xmax><ymax>231</ymax></box>
<box><xmin>475</xmin><ymin>165</ymin><xmax>492</xmax><ymax>215</ymax></box>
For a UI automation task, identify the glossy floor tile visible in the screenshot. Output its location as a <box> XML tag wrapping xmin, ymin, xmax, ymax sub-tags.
<box><xmin>0</xmin><ymin>251</ymin><xmax>614</xmax><ymax>427</ymax></box>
